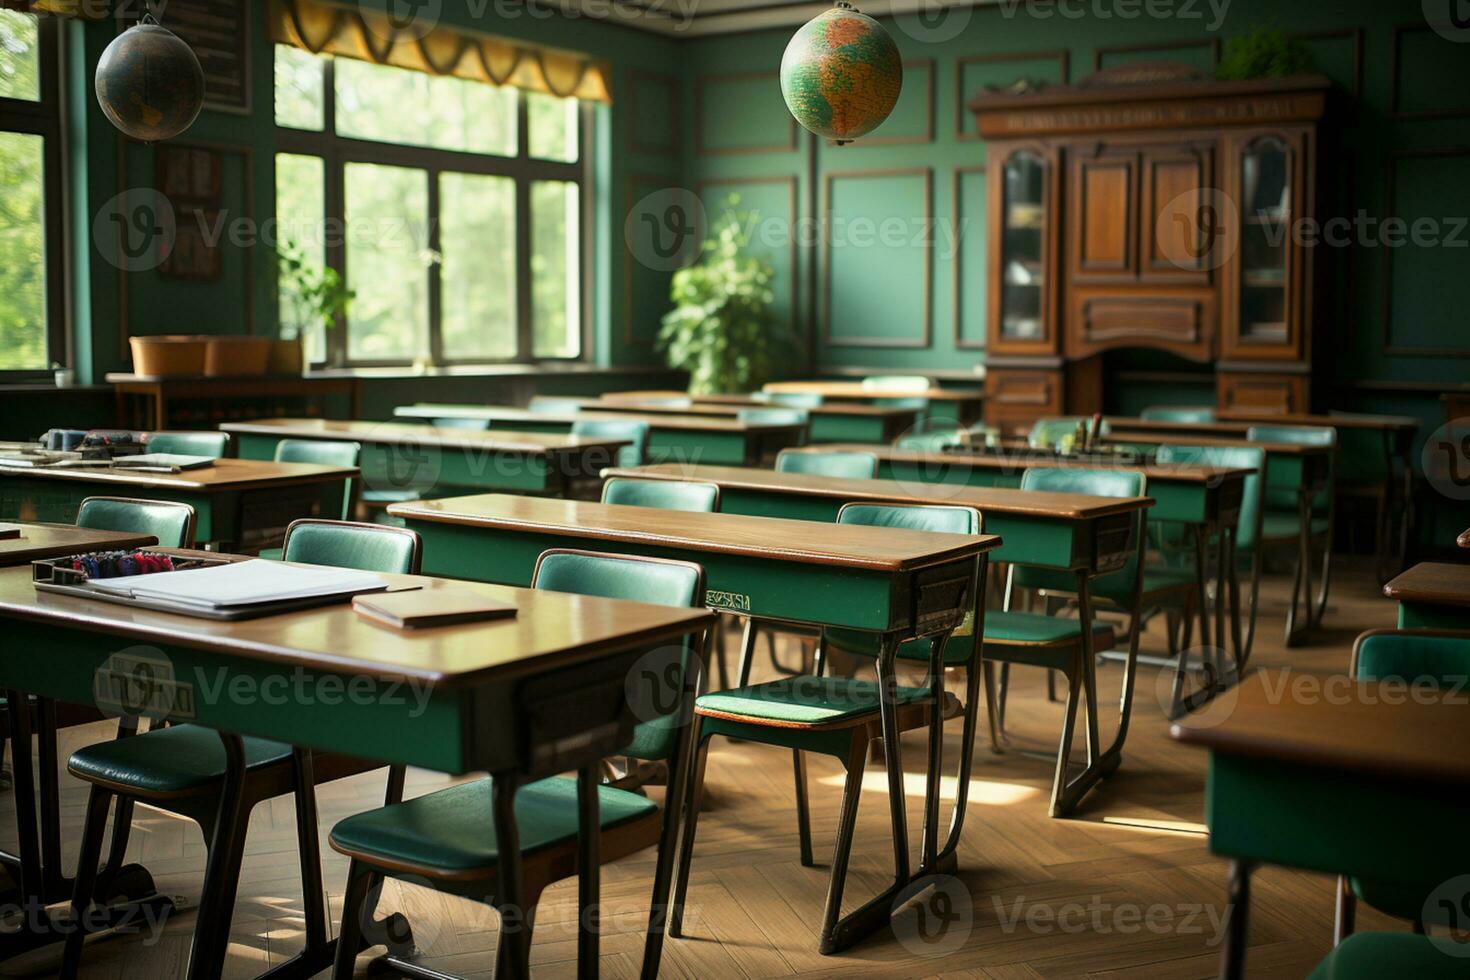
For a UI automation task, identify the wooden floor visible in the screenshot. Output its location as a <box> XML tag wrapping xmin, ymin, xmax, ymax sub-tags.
<box><xmin>4</xmin><ymin>557</ymin><xmax>1408</xmax><ymax>979</ymax></box>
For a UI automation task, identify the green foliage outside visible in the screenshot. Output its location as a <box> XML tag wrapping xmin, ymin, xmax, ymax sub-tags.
<box><xmin>0</xmin><ymin>11</ymin><xmax>46</xmax><ymax>371</ymax></box>
<box><xmin>659</xmin><ymin>196</ymin><xmax>789</xmax><ymax>394</ymax></box>
<box><xmin>1217</xmin><ymin>24</ymin><xmax>1315</xmax><ymax>80</ymax></box>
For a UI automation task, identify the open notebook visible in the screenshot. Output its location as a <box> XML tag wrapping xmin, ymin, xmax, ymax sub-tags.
<box><xmin>87</xmin><ymin>559</ymin><xmax>388</xmax><ymax>612</ymax></box>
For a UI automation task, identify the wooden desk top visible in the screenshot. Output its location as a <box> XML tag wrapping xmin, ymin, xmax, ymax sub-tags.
<box><xmin>222</xmin><ymin>418</ymin><xmax>630</xmax><ymax>455</ymax></box>
<box><xmin>0</xmin><ymin>523</ymin><xmax>158</xmax><ymax>566</ymax></box>
<box><xmin>1172</xmin><ymin>669</ymin><xmax>1470</xmax><ymax>785</ymax></box>
<box><xmin>0</xmin><ymin>457</ymin><xmax>356</xmax><ymax>492</ymax></box>
<box><xmin>394</xmin><ymin>405</ymin><xmax>807</xmax><ymax>435</ymax></box>
<box><xmin>593</xmin><ymin>393</ymin><xmax>916</xmax><ymax>419</ymax></box>
<box><xmin>1102</xmin><ymin>432</ymin><xmax>1334</xmax><ymax>456</ymax></box>
<box><xmin>601</xmin><ymin>463</ymin><xmax>1154</xmax><ymax>521</ymax></box>
<box><xmin>0</xmin><ymin>563</ymin><xmax>712</xmax><ymax>687</ymax></box>
<box><xmin>390</xmin><ymin>494</ymin><xmax>1000</xmax><ymax>572</ymax></box>
<box><xmin>802</xmin><ymin>444</ymin><xmax>1251</xmax><ymax>485</ymax></box>
<box><xmin>1383</xmin><ymin>562</ymin><xmax>1470</xmax><ymax>608</ymax></box>
<box><xmin>1108</xmin><ymin>413</ymin><xmax>1418</xmax><ymax>435</ymax></box>
<box><xmin>763</xmin><ymin>381</ymin><xmax>984</xmax><ymax>401</ymax></box>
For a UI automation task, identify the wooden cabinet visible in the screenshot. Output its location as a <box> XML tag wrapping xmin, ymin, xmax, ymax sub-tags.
<box><xmin>971</xmin><ymin>64</ymin><xmax>1330</xmax><ymax>429</ymax></box>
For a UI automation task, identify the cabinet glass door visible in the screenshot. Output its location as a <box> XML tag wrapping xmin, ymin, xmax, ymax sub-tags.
<box><xmin>999</xmin><ymin>151</ymin><xmax>1047</xmax><ymax>342</ymax></box>
<box><xmin>1237</xmin><ymin>137</ymin><xmax>1290</xmax><ymax>342</ymax></box>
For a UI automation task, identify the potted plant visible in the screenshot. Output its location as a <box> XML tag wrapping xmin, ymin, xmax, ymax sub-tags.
<box><xmin>1217</xmin><ymin>23</ymin><xmax>1315</xmax><ymax>81</ymax></box>
<box><xmin>272</xmin><ymin>239</ymin><xmax>354</xmax><ymax>373</ymax></box>
<box><xmin>658</xmin><ymin>196</ymin><xmax>790</xmax><ymax>395</ymax></box>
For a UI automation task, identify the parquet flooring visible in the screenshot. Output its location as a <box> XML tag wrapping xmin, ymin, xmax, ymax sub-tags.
<box><xmin>1</xmin><ymin>558</ymin><xmax>1411</xmax><ymax>978</ymax></box>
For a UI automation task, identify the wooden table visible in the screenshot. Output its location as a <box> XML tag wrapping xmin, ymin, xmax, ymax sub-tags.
<box><xmin>0</xmin><ymin>522</ymin><xmax>157</xmax><ymax>566</ymax></box>
<box><xmin>390</xmin><ymin>405</ymin><xmax>806</xmax><ymax>466</ymax></box>
<box><xmin>560</xmin><ymin>395</ymin><xmax>920</xmax><ymax>445</ymax></box>
<box><xmin>1384</xmin><ymin>562</ymin><xmax>1470</xmax><ymax>629</ymax></box>
<box><xmin>390</xmin><ymin>493</ymin><xmax>998</xmax><ymax>945</ymax></box>
<box><xmin>0</xmin><ymin>563</ymin><xmax>713</xmax><ymax>977</ymax></box>
<box><xmin>223</xmin><ymin>418</ymin><xmax>629</xmax><ymax>499</ymax></box>
<box><xmin>107</xmin><ymin>373</ymin><xmax>363</xmax><ymax>430</ymax></box>
<box><xmin>1171</xmin><ymin>669</ymin><xmax>1470</xmax><ymax>980</ymax></box>
<box><xmin>0</xmin><ymin>459</ymin><xmax>355</xmax><ymax>553</ymax></box>
<box><xmin>761</xmin><ymin>381</ymin><xmax>986</xmax><ymax>425</ymax></box>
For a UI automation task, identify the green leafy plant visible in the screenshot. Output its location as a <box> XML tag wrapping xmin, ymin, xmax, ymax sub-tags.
<box><xmin>658</xmin><ymin>196</ymin><xmax>789</xmax><ymax>395</ymax></box>
<box><xmin>1217</xmin><ymin>23</ymin><xmax>1315</xmax><ymax>81</ymax></box>
<box><xmin>275</xmin><ymin>239</ymin><xmax>354</xmax><ymax>340</ymax></box>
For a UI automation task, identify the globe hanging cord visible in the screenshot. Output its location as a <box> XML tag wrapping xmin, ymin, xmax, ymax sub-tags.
<box><xmin>780</xmin><ymin>0</ymin><xmax>903</xmax><ymax>145</ymax></box>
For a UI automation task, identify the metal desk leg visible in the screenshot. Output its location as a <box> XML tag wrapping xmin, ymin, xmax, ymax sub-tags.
<box><xmin>186</xmin><ymin>732</ymin><xmax>248</xmax><ymax>980</ymax></box>
<box><xmin>1221</xmin><ymin>859</ymin><xmax>1253</xmax><ymax>980</ymax></box>
<box><xmin>492</xmin><ymin>774</ymin><xmax>531</xmax><ymax>980</ymax></box>
<box><xmin>577</xmin><ymin>763</ymin><xmax>601</xmax><ymax>978</ymax></box>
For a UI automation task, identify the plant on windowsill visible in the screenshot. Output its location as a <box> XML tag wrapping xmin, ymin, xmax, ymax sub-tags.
<box><xmin>273</xmin><ymin>239</ymin><xmax>354</xmax><ymax>374</ymax></box>
<box><xmin>658</xmin><ymin>195</ymin><xmax>789</xmax><ymax>395</ymax></box>
<box><xmin>1216</xmin><ymin>22</ymin><xmax>1314</xmax><ymax>81</ymax></box>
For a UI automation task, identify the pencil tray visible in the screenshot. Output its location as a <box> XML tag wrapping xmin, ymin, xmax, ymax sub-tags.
<box><xmin>32</xmin><ymin>551</ymin><xmax>226</xmax><ymax>587</ymax></box>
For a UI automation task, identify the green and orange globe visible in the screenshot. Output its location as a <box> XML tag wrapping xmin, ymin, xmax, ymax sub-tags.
<box><xmin>780</xmin><ymin>3</ymin><xmax>902</xmax><ymax>144</ymax></box>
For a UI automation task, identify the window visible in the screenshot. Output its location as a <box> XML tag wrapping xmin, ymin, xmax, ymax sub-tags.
<box><xmin>0</xmin><ymin>10</ymin><xmax>63</xmax><ymax>375</ymax></box>
<box><xmin>274</xmin><ymin>46</ymin><xmax>587</xmax><ymax>366</ymax></box>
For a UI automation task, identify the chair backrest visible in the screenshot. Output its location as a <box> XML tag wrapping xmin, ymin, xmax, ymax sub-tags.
<box><xmin>1028</xmin><ymin>417</ymin><xmax>1111</xmax><ymax>449</ymax></box>
<box><xmin>571</xmin><ymin>419</ymin><xmax>649</xmax><ymax>468</ymax></box>
<box><xmin>1156</xmin><ymin>443</ymin><xmax>1267</xmax><ymax>551</ymax></box>
<box><xmin>1351</xmin><ymin>629</ymin><xmax>1470</xmax><ymax>684</ymax></box>
<box><xmin>429</xmin><ymin>417</ymin><xmax>492</xmax><ymax>430</ymax></box>
<box><xmin>873</xmin><ymin>395</ymin><xmax>930</xmax><ymax>412</ymax></box>
<box><xmin>274</xmin><ymin>438</ymin><xmax>362</xmax><ymax>520</ymax></box>
<box><xmin>1246</xmin><ymin>424</ymin><xmax>1336</xmax><ymax>511</ymax></box>
<box><xmin>528</xmin><ymin>396</ymin><xmax>583</xmax><ymax>414</ymax></box>
<box><xmin>767</xmin><ymin>392</ymin><xmax>823</xmax><ymax>409</ymax></box>
<box><xmin>532</xmin><ymin>548</ymin><xmax>707</xmax><ymax>762</ymax></box>
<box><xmin>628</xmin><ymin>395</ymin><xmax>693</xmax><ymax>409</ymax></box>
<box><xmin>1140</xmin><ymin>405</ymin><xmax>1217</xmax><ymax>423</ymax></box>
<box><xmin>775</xmin><ymin>449</ymin><xmax>878</xmax><ymax>480</ymax></box>
<box><xmin>76</xmin><ymin>496</ymin><xmax>196</xmax><ymax>549</ymax></box>
<box><xmin>893</xmin><ymin>430</ymin><xmax>963</xmax><ymax>452</ymax></box>
<box><xmin>146</xmin><ymin>431</ymin><xmax>230</xmax><ymax>459</ymax></box>
<box><xmin>861</xmin><ymin>375</ymin><xmax>929</xmax><ymax>393</ymax></box>
<box><xmin>281</xmin><ymin>519</ymin><xmax>421</xmax><ymax>573</ymax></box>
<box><xmin>737</xmin><ymin>407</ymin><xmax>809</xmax><ymax>428</ymax></box>
<box><xmin>1015</xmin><ymin>467</ymin><xmax>1147</xmax><ymax>602</ymax></box>
<box><xmin>602</xmin><ymin>477</ymin><xmax>720</xmax><ymax>513</ymax></box>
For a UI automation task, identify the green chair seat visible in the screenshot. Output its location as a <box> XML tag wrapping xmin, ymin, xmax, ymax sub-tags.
<box><xmin>1261</xmin><ymin>511</ymin><xmax>1331</xmax><ymax>541</ymax></box>
<box><xmin>329</xmin><ymin>776</ymin><xmax>657</xmax><ymax>878</ymax></box>
<box><xmin>1307</xmin><ymin>933</ymin><xmax>1462</xmax><ymax>979</ymax></box>
<box><xmin>67</xmin><ymin>725</ymin><xmax>293</xmax><ymax>799</ymax></box>
<box><xmin>695</xmin><ymin>676</ymin><xmax>932</xmax><ymax>728</ymax></box>
<box><xmin>983</xmin><ymin>609</ymin><xmax>1117</xmax><ymax>648</ymax></box>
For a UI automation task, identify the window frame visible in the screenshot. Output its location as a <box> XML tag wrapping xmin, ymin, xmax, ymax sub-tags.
<box><xmin>0</xmin><ymin>13</ymin><xmax>68</xmax><ymax>379</ymax></box>
<box><xmin>275</xmin><ymin>52</ymin><xmax>592</xmax><ymax>368</ymax></box>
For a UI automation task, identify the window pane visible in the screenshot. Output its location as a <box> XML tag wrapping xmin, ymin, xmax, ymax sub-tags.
<box><xmin>0</xmin><ymin>131</ymin><xmax>47</xmax><ymax>371</ymax></box>
<box><xmin>531</xmin><ymin>180</ymin><xmax>580</xmax><ymax>358</ymax></box>
<box><xmin>344</xmin><ymin>162</ymin><xmax>429</xmax><ymax>362</ymax></box>
<box><xmin>528</xmin><ymin>92</ymin><xmax>578</xmax><ymax>163</ymax></box>
<box><xmin>336</xmin><ymin>59</ymin><xmax>516</xmax><ymax>156</ymax></box>
<box><xmin>275</xmin><ymin>153</ymin><xmax>328</xmax><ymax>364</ymax></box>
<box><xmin>0</xmin><ymin>10</ymin><xmax>40</xmax><ymax>102</ymax></box>
<box><xmin>274</xmin><ymin>44</ymin><xmax>324</xmax><ymax>130</ymax></box>
<box><xmin>440</xmin><ymin>173</ymin><xmax>516</xmax><ymax>360</ymax></box>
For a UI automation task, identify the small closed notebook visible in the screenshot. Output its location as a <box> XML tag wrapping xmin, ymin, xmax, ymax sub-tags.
<box><xmin>353</xmin><ymin>588</ymin><xmax>517</xmax><ymax>629</ymax></box>
<box><xmin>0</xmin><ymin>523</ymin><xmax>20</xmax><ymax>540</ymax></box>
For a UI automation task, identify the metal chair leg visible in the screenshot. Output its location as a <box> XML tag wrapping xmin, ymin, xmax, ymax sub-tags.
<box><xmin>667</xmin><ymin>731</ymin><xmax>711</xmax><ymax>939</ymax></box>
<box><xmin>1047</xmin><ymin>665</ymin><xmax>1083</xmax><ymax>819</ymax></box>
<box><xmin>792</xmin><ymin>749</ymin><xmax>814</xmax><ymax>867</ymax></box>
<box><xmin>59</xmin><ymin>786</ymin><xmax>113</xmax><ymax>979</ymax></box>
<box><xmin>816</xmin><ymin>738</ymin><xmax>868</xmax><ymax>954</ymax></box>
<box><xmin>735</xmin><ymin>617</ymin><xmax>759</xmax><ymax>688</ymax></box>
<box><xmin>490</xmin><ymin>773</ymin><xmax>531</xmax><ymax>980</ymax></box>
<box><xmin>1333</xmin><ymin>875</ymin><xmax>1356</xmax><ymax>946</ymax></box>
<box><xmin>331</xmin><ymin>861</ymin><xmax>374</xmax><ymax>980</ymax></box>
<box><xmin>186</xmin><ymin>733</ymin><xmax>250</xmax><ymax>980</ymax></box>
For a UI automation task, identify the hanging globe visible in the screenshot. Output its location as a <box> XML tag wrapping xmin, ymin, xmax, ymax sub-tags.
<box><xmin>95</xmin><ymin>16</ymin><xmax>204</xmax><ymax>143</ymax></box>
<box><xmin>780</xmin><ymin>2</ymin><xmax>902</xmax><ymax>145</ymax></box>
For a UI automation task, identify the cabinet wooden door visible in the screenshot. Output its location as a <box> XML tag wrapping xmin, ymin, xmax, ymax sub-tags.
<box><xmin>1067</xmin><ymin>146</ymin><xmax>1137</xmax><ymax>282</ymax></box>
<box><xmin>987</xmin><ymin>143</ymin><xmax>1061</xmax><ymax>356</ymax></box>
<box><xmin>1139</xmin><ymin>143</ymin><xmax>1215</xmax><ymax>284</ymax></box>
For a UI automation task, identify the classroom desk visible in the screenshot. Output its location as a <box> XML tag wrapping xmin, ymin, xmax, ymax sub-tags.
<box><xmin>784</xmin><ymin>443</ymin><xmax>1254</xmax><ymax>668</ymax></box>
<box><xmin>560</xmin><ymin>395</ymin><xmax>920</xmax><ymax>445</ymax></box>
<box><xmin>0</xmin><ymin>459</ymin><xmax>355</xmax><ymax>553</ymax></box>
<box><xmin>223</xmin><ymin>418</ymin><xmax>629</xmax><ymax>499</ymax></box>
<box><xmin>0</xmin><ymin>522</ymin><xmax>157</xmax><ymax>565</ymax></box>
<box><xmin>391</xmin><ymin>405</ymin><xmax>805</xmax><ymax>466</ymax></box>
<box><xmin>1384</xmin><ymin>562</ymin><xmax>1470</xmax><ymax>629</ymax></box>
<box><xmin>761</xmin><ymin>381</ymin><xmax>986</xmax><ymax>425</ymax></box>
<box><xmin>0</xmin><ymin>563</ymin><xmax>713</xmax><ymax>978</ymax></box>
<box><xmin>391</xmin><ymin>493</ymin><xmax>999</xmax><ymax>945</ymax></box>
<box><xmin>1172</xmin><ymin>670</ymin><xmax>1470</xmax><ymax>980</ymax></box>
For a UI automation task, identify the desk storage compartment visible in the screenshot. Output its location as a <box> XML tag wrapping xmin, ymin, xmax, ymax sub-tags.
<box><xmin>909</xmin><ymin>560</ymin><xmax>976</xmax><ymax>637</ymax></box>
<box><xmin>517</xmin><ymin>648</ymin><xmax>643</xmax><ymax>779</ymax></box>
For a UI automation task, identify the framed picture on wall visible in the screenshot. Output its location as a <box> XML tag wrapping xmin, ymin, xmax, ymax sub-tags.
<box><xmin>156</xmin><ymin>146</ymin><xmax>222</xmax><ymax>203</ymax></box>
<box><xmin>159</xmin><ymin>0</ymin><xmax>251</xmax><ymax>115</ymax></box>
<box><xmin>160</xmin><ymin>208</ymin><xmax>223</xmax><ymax>280</ymax></box>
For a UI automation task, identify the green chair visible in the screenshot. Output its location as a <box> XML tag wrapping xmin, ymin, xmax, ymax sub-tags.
<box><xmin>774</xmin><ymin>448</ymin><xmax>878</xmax><ymax>480</ymax></box>
<box><xmin>1246</xmin><ymin>424</ymin><xmax>1336</xmax><ymax>644</ymax></box>
<box><xmin>146</xmin><ymin>431</ymin><xmax>230</xmax><ymax>459</ymax></box>
<box><xmin>894</xmin><ymin>430</ymin><xmax>963</xmax><ymax>452</ymax></box>
<box><xmin>602</xmin><ymin>476</ymin><xmax>720</xmax><ymax>513</ymax></box>
<box><xmin>861</xmin><ymin>374</ymin><xmax>929</xmax><ymax>392</ymax></box>
<box><xmin>75</xmin><ymin>495</ymin><xmax>196</xmax><ymax>549</ymax></box>
<box><xmin>1140</xmin><ymin>406</ymin><xmax>1216</xmax><ymax>423</ymax></box>
<box><xmin>1155</xmin><ymin>444</ymin><xmax>1268</xmax><ymax>697</ymax></box>
<box><xmin>429</xmin><ymin>416</ymin><xmax>491</xmax><ymax>430</ymax></box>
<box><xmin>1333</xmin><ymin>628</ymin><xmax>1470</xmax><ymax>945</ymax></box>
<box><xmin>329</xmin><ymin>549</ymin><xmax>710</xmax><ymax>979</ymax></box>
<box><xmin>1307</xmin><ymin>932</ymin><xmax>1465</xmax><ymax>979</ymax></box>
<box><xmin>767</xmin><ymin>391</ymin><xmax>824</xmax><ymax>409</ymax></box>
<box><xmin>572</xmin><ymin>418</ymin><xmax>649</xmax><ymax>468</ymax></box>
<box><xmin>983</xmin><ymin>467</ymin><xmax>1148</xmax><ymax>817</ymax></box>
<box><xmin>274</xmin><ymin>437</ymin><xmax>361</xmax><ymax>519</ymax></box>
<box><xmin>527</xmin><ymin>396</ymin><xmax>583</xmax><ymax>414</ymax></box>
<box><xmin>61</xmin><ymin>520</ymin><xmax>422</xmax><ymax>980</ymax></box>
<box><xmin>1027</xmin><ymin>416</ymin><xmax>1111</xmax><ymax>450</ymax></box>
<box><xmin>671</xmin><ymin>503</ymin><xmax>984</xmax><ymax>954</ymax></box>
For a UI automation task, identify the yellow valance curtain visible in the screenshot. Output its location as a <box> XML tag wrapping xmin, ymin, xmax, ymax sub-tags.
<box><xmin>0</xmin><ymin>1</ymin><xmax>98</xmax><ymax>16</ymax></box>
<box><xmin>268</xmin><ymin>0</ymin><xmax>611</xmax><ymax>104</ymax></box>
